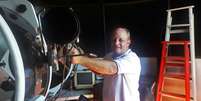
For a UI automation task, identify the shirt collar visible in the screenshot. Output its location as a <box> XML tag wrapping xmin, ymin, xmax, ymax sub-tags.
<box><xmin>112</xmin><ymin>49</ymin><xmax>131</xmax><ymax>59</ymax></box>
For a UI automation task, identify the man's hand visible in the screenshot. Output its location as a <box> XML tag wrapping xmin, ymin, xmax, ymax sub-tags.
<box><xmin>70</xmin><ymin>47</ymin><xmax>81</xmax><ymax>64</ymax></box>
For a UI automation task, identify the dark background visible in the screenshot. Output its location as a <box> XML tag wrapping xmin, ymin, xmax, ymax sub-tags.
<box><xmin>38</xmin><ymin>0</ymin><xmax>200</xmax><ymax>58</ymax></box>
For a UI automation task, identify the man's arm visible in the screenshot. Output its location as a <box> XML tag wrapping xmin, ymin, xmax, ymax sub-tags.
<box><xmin>72</xmin><ymin>56</ymin><xmax>117</xmax><ymax>75</ymax></box>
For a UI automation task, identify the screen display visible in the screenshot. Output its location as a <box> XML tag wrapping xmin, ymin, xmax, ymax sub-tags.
<box><xmin>77</xmin><ymin>72</ymin><xmax>93</xmax><ymax>84</ymax></box>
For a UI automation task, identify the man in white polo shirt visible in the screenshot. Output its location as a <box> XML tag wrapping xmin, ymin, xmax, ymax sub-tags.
<box><xmin>71</xmin><ymin>26</ymin><xmax>141</xmax><ymax>101</ymax></box>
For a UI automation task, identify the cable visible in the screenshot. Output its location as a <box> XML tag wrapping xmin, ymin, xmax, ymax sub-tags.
<box><xmin>68</xmin><ymin>7</ymin><xmax>81</xmax><ymax>44</ymax></box>
<box><xmin>49</xmin><ymin>45</ymin><xmax>83</xmax><ymax>101</ymax></box>
<box><xmin>47</xmin><ymin>7</ymin><xmax>82</xmax><ymax>101</ymax></box>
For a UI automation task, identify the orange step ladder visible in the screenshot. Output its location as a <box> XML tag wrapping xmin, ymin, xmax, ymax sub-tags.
<box><xmin>156</xmin><ymin>6</ymin><xmax>197</xmax><ymax>101</ymax></box>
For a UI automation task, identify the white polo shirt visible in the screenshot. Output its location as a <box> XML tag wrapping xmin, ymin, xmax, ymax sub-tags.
<box><xmin>103</xmin><ymin>49</ymin><xmax>141</xmax><ymax>101</ymax></box>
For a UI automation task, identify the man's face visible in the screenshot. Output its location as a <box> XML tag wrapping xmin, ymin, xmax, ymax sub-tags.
<box><xmin>111</xmin><ymin>28</ymin><xmax>131</xmax><ymax>55</ymax></box>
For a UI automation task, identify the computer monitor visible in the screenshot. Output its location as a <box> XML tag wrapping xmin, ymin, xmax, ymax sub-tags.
<box><xmin>74</xmin><ymin>70</ymin><xmax>95</xmax><ymax>89</ymax></box>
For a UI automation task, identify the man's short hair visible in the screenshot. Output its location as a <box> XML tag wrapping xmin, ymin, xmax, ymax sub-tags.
<box><xmin>111</xmin><ymin>25</ymin><xmax>130</xmax><ymax>38</ymax></box>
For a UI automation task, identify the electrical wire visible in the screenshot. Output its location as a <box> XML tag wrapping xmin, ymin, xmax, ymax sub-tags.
<box><xmin>48</xmin><ymin>7</ymin><xmax>82</xmax><ymax>101</ymax></box>
<box><xmin>49</xmin><ymin>44</ymin><xmax>83</xmax><ymax>101</ymax></box>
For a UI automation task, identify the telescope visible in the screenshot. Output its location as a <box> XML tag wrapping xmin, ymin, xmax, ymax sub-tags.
<box><xmin>0</xmin><ymin>0</ymin><xmax>81</xmax><ymax>100</ymax></box>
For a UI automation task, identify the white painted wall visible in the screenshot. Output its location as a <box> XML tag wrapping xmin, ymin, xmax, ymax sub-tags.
<box><xmin>196</xmin><ymin>58</ymin><xmax>201</xmax><ymax>101</ymax></box>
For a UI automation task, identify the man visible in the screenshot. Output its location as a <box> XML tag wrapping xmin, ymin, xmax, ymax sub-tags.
<box><xmin>71</xmin><ymin>26</ymin><xmax>141</xmax><ymax>101</ymax></box>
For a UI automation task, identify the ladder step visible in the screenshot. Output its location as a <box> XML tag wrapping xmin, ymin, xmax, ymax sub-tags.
<box><xmin>170</xmin><ymin>29</ymin><xmax>189</xmax><ymax>34</ymax></box>
<box><xmin>161</xmin><ymin>93</ymin><xmax>193</xmax><ymax>101</ymax></box>
<box><xmin>166</xmin><ymin>56</ymin><xmax>185</xmax><ymax>61</ymax></box>
<box><xmin>169</xmin><ymin>24</ymin><xmax>190</xmax><ymax>27</ymax></box>
<box><xmin>166</xmin><ymin>61</ymin><xmax>191</xmax><ymax>67</ymax></box>
<box><xmin>165</xmin><ymin>56</ymin><xmax>191</xmax><ymax>65</ymax></box>
<box><xmin>165</xmin><ymin>73</ymin><xmax>192</xmax><ymax>80</ymax></box>
<box><xmin>166</xmin><ymin>5</ymin><xmax>194</xmax><ymax>12</ymax></box>
<box><xmin>162</xmin><ymin>41</ymin><xmax>190</xmax><ymax>45</ymax></box>
<box><xmin>161</xmin><ymin>92</ymin><xmax>185</xmax><ymax>99</ymax></box>
<box><xmin>165</xmin><ymin>62</ymin><xmax>184</xmax><ymax>67</ymax></box>
<box><xmin>161</xmin><ymin>92</ymin><xmax>193</xmax><ymax>101</ymax></box>
<box><xmin>166</xmin><ymin>60</ymin><xmax>186</xmax><ymax>65</ymax></box>
<box><xmin>165</xmin><ymin>73</ymin><xmax>186</xmax><ymax>79</ymax></box>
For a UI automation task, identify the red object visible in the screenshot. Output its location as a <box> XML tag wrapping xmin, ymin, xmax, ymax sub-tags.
<box><xmin>156</xmin><ymin>41</ymin><xmax>191</xmax><ymax>101</ymax></box>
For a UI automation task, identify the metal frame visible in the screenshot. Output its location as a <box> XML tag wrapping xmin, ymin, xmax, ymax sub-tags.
<box><xmin>0</xmin><ymin>14</ymin><xmax>25</xmax><ymax>101</ymax></box>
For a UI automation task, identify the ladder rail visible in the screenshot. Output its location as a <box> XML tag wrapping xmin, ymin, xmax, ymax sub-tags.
<box><xmin>165</xmin><ymin>11</ymin><xmax>172</xmax><ymax>41</ymax></box>
<box><xmin>184</xmin><ymin>42</ymin><xmax>191</xmax><ymax>101</ymax></box>
<box><xmin>167</xmin><ymin>5</ymin><xmax>194</xmax><ymax>12</ymax></box>
<box><xmin>189</xmin><ymin>7</ymin><xmax>197</xmax><ymax>101</ymax></box>
<box><xmin>156</xmin><ymin>42</ymin><xmax>168</xmax><ymax>101</ymax></box>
